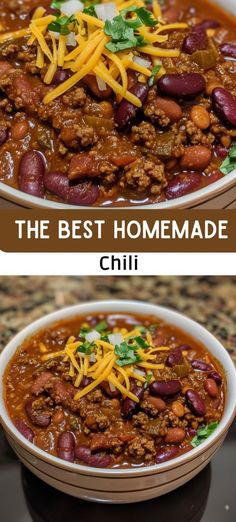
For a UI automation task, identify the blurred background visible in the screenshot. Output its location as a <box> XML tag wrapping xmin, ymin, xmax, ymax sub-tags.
<box><xmin>0</xmin><ymin>276</ymin><xmax>235</xmax><ymax>363</ymax></box>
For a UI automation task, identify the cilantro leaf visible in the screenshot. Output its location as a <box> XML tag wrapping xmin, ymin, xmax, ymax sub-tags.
<box><xmin>83</xmin><ymin>5</ymin><xmax>97</xmax><ymax>16</ymax></box>
<box><xmin>95</xmin><ymin>320</ymin><xmax>108</xmax><ymax>332</ymax></box>
<box><xmin>79</xmin><ymin>326</ymin><xmax>90</xmax><ymax>337</ymax></box>
<box><xmin>148</xmin><ymin>65</ymin><xmax>161</xmax><ymax>86</ymax></box>
<box><xmin>104</xmin><ymin>12</ymin><xmax>147</xmax><ymax>53</ymax></box>
<box><xmin>115</xmin><ymin>341</ymin><xmax>142</xmax><ymax>366</ymax></box>
<box><xmin>77</xmin><ymin>341</ymin><xmax>93</xmax><ymax>355</ymax></box>
<box><xmin>135</xmin><ymin>7</ymin><xmax>157</xmax><ymax>27</ymax></box>
<box><xmin>220</xmin><ymin>146</ymin><xmax>236</xmax><ymax>175</ymax></box>
<box><xmin>134</xmin><ymin>336</ymin><xmax>149</xmax><ymax>348</ymax></box>
<box><xmin>134</xmin><ymin>325</ymin><xmax>147</xmax><ymax>334</ymax></box>
<box><xmin>105</xmin><ymin>16</ymin><xmax>134</xmax><ymax>41</ymax></box>
<box><xmin>48</xmin><ymin>15</ymin><xmax>78</xmax><ymax>36</ymax></box>
<box><xmin>191</xmin><ymin>421</ymin><xmax>219</xmax><ymax>447</ymax></box>
<box><xmin>50</xmin><ymin>0</ymin><xmax>65</xmax><ymax>9</ymax></box>
<box><xmin>144</xmin><ymin>371</ymin><xmax>153</xmax><ymax>389</ymax></box>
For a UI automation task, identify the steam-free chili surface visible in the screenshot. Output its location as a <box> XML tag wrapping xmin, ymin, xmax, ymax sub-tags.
<box><xmin>0</xmin><ymin>0</ymin><xmax>235</xmax><ymax>206</ymax></box>
<box><xmin>4</xmin><ymin>313</ymin><xmax>225</xmax><ymax>468</ymax></box>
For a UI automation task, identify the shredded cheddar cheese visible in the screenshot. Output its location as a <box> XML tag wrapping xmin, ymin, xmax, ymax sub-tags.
<box><xmin>0</xmin><ymin>1</ymin><xmax>188</xmax><ymax>106</ymax></box>
<box><xmin>40</xmin><ymin>322</ymin><xmax>170</xmax><ymax>402</ymax></box>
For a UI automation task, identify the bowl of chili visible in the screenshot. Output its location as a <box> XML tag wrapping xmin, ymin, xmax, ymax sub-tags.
<box><xmin>0</xmin><ymin>0</ymin><xmax>236</xmax><ymax>209</ymax></box>
<box><xmin>0</xmin><ymin>300</ymin><xmax>235</xmax><ymax>503</ymax></box>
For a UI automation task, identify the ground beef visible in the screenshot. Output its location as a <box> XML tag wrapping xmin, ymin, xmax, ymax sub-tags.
<box><xmin>59</xmin><ymin>124</ymin><xmax>98</xmax><ymax>149</ymax></box>
<box><xmin>132</xmin><ymin>412</ymin><xmax>150</xmax><ymax>430</ymax></box>
<box><xmin>131</xmin><ymin>121</ymin><xmax>157</xmax><ymax>148</ymax></box>
<box><xmin>84</xmin><ymin>412</ymin><xmax>110</xmax><ymax>431</ymax></box>
<box><xmin>141</xmin><ymin>400</ymin><xmax>161</xmax><ymax>417</ymax></box>
<box><xmin>144</xmin><ymin>90</ymin><xmax>171</xmax><ymax>127</ymax></box>
<box><xmin>62</xmin><ymin>87</ymin><xmax>87</xmax><ymax>108</ymax></box>
<box><xmin>185</xmin><ymin>120</ymin><xmax>215</xmax><ymax>147</ymax></box>
<box><xmin>125</xmin><ymin>436</ymin><xmax>156</xmax><ymax>461</ymax></box>
<box><xmin>119</xmin><ymin>158</ymin><xmax>166</xmax><ymax>195</ymax></box>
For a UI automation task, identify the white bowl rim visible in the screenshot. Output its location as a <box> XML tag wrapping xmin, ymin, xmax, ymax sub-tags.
<box><xmin>0</xmin><ymin>299</ymin><xmax>236</xmax><ymax>477</ymax></box>
<box><xmin>1</xmin><ymin>169</ymin><xmax>236</xmax><ymax>209</ymax></box>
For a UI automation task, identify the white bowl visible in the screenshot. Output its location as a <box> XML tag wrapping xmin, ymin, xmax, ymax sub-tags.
<box><xmin>0</xmin><ymin>0</ymin><xmax>236</xmax><ymax>210</ymax></box>
<box><xmin>0</xmin><ymin>300</ymin><xmax>236</xmax><ymax>503</ymax></box>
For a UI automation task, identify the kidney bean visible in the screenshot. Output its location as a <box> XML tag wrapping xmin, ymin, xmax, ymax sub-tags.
<box><xmin>31</xmin><ymin>371</ymin><xmax>53</xmax><ymax>396</ymax></box>
<box><xmin>155</xmin><ymin>446</ymin><xmax>179</xmax><ymax>464</ymax></box>
<box><xmin>165</xmin><ymin>427</ymin><xmax>186</xmax><ymax>444</ymax></box>
<box><xmin>53</xmin><ymin>68</ymin><xmax>71</xmax><ymax>85</ymax></box>
<box><xmin>45</xmin><ymin>7</ymin><xmax>60</xmax><ymax>16</ymax></box>
<box><xmin>75</xmin><ymin>445</ymin><xmax>91</xmax><ymax>463</ymax></box>
<box><xmin>192</xmin><ymin>360</ymin><xmax>212</xmax><ymax>372</ymax></box>
<box><xmin>158</xmin><ymin>73</ymin><xmax>205</xmax><ymax>98</ymax></box>
<box><xmin>212</xmin><ymin>87</ymin><xmax>236</xmax><ymax>126</ymax></box>
<box><xmin>180</xmin><ymin>146</ymin><xmax>211</xmax><ymax>170</ymax></box>
<box><xmin>57</xmin><ymin>431</ymin><xmax>75</xmax><ymax>462</ymax></box>
<box><xmin>84</xmin><ymin>74</ymin><xmax>113</xmax><ymax>100</ymax></box>
<box><xmin>132</xmin><ymin>384</ymin><xmax>144</xmax><ymax>401</ymax></box>
<box><xmin>154</xmin><ymin>96</ymin><xmax>183</xmax><ymax>122</ymax></box>
<box><xmin>207</xmin><ymin>170</ymin><xmax>223</xmax><ymax>184</ymax></box>
<box><xmin>101</xmin><ymin>381</ymin><xmax>120</xmax><ymax>398</ymax></box>
<box><xmin>214</xmin><ymin>143</ymin><xmax>229</xmax><ymax>159</ymax></box>
<box><xmin>75</xmin><ymin>445</ymin><xmax>111</xmax><ymax>468</ymax></box>
<box><xmin>220</xmin><ymin>43</ymin><xmax>236</xmax><ymax>60</ymax></box>
<box><xmin>80</xmin><ymin>376</ymin><xmax>93</xmax><ymax>388</ymax></box>
<box><xmin>122</xmin><ymin>385</ymin><xmax>144</xmax><ymax>418</ymax></box>
<box><xmin>25</xmin><ymin>399</ymin><xmax>51</xmax><ymax>427</ymax></box>
<box><xmin>188</xmin><ymin>427</ymin><xmax>197</xmax><ymax>437</ymax></box>
<box><xmin>146</xmin><ymin>396</ymin><xmax>166</xmax><ymax>411</ymax></box>
<box><xmin>149</xmin><ymin>380</ymin><xmax>181</xmax><ymax>396</ymax></box>
<box><xmin>179</xmin><ymin>344</ymin><xmax>192</xmax><ymax>352</ymax></box>
<box><xmin>44</xmin><ymin>172</ymin><xmax>99</xmax><ymax>205</ymax></box>
<box><xmin>52</xmin><ymin>410</ymin><xmax>64</xmax><ymax>425</ymax></box>
<box><xmin>196</xmin><ymin>19</ymin><xmax>220</xmax><ymax>30</ymax></box>
<box><xmin>166</xmin><ymin>347</ymin><xmax>183</xmax><ymax>367</ymax></box>
<box><xmin>208</xmin><ymin>370</ymin><xmax>222</xmax><ymax>385</ymax></box>
<box><xmin>191</xmin><ymin>105</ymin><xmax>210</xmax><ymax>130</ymax></box>
<box><xmin>115</xmin><ymin>83</ymin><xmax>148</xmax><ymax>129</ymax></box>
<box><xmin>0</xmin><ymin>60</ymin><xmax>13</xmax><ymax>77</ymax></box>
<box><xmin>182</xmin><ymin>27</ymin><xmax>207</xmax><ymax>55</ymax></box>
<box><xmin>19</xmin><ymin>150</ymin><xmax>45</xmax><ymax>197</ymax></box>
<box><xmin>11</xmin><ymin>120</ymin><xmax>29</xmax><ymax>141</ymax></box>
<box><xmin>0</xmin><ymin>126</ymin><xmax>8</xmax><ymax>146</ymax></box>
<box><xmin>204</xmin><ymin>378</ymin><xmax>218</xmax><ymax>398</ymax></box>
<box><xmin>185</xmin><ymin>389</ymin><xmax>206</xmax><ymax>416</ymax></box>
<box><xmin>165</xmin><ymin>172</ymin><xmax>202</xmax><ymax>200</ymax></box>
<box><xmin>163</xmin><ymin>7</ymin><xmax>180</xmax><ymax>23</ymax></box>
<box><xmin>15</xmin><ymin>418</ymin><xmax>34</xmax><ymax>442</ymax></box>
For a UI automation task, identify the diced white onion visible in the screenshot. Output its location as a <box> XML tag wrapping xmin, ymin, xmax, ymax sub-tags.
<box><xmin>49</xmin><ymin>30</ymin><xmax>60</xmax><ymax>40</ymax></box>
<box><xmin>133</xmin><ymin>56</ymin><xmax>152</xmax><ymax>68</ymax></box>
<box><xmin>108</xmin><ymin>333</ymin><xmax>123</xmax><ymax>345</ymax></box>
<box><xmin>134</xmin><ymin>368</ymin><xmax>146</xmax><ymax>377</ymax></box>
<box><xmin>95</xmin><ymin>3</ymin><xmax>116</xmax><ymax>22</ymax></box>
<box><xmin>85</xmin><ymin>330</ymin><xmax>101</xmax><ymax>343</ymax></box>
<box><xmin>89</xmin><ymin>353</ymin><xmax>97</xmax><ymax>363</ymax></box>
<box><xmin>66</xmin><ymin>32</ymin><xmax>77</xmax><ymax>47</ymax></box>
<box><xmin>96</xmin><ymin>75</ymin><xmax>107</xmax><ymax>91</ymax></box>
<box><xmin>109</xmin><ymin>382</ymin><xmax>117</xmax><ymax>392</ymax></box>
<box><xmin>61</xmin><ymin>0</ymin><xmax>84</xmax><ymax>16</ymax></box>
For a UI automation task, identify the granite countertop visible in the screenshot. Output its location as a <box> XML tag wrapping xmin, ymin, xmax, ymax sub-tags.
<box><xmin>0</xmin><ymin>276</ymin><xmax>235</xmax><ymax>363</ymax></box>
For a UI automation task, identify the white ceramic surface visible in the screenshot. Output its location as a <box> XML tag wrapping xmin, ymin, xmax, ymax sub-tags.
<box><xmin>0</xmin><ymin>0</ymin><xmax>235</xmax><ymax>209</ymax></box>
<box><xmin>0</xmin><ymin>300</ymin><xmax>236</xmax><ymax>503</ymax></box>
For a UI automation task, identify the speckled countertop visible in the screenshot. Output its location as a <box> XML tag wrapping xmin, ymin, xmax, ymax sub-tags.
<box><xmin>0</xmin><ymin>276</ymin><xmax>235</xmax><ymax>363</ymax></box>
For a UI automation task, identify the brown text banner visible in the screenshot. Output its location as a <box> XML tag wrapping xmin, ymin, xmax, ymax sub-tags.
<box><xmin>0</xmin><ymin>210</ymin><xmax>235</xmax><ymax>253</ymax></box>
